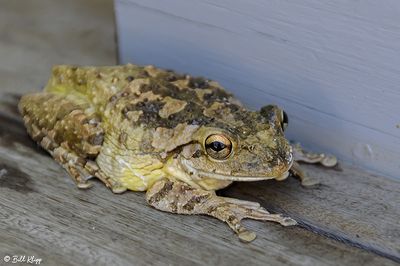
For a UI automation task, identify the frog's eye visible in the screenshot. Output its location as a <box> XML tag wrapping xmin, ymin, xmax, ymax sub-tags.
<box><xmin>259</xmin><ymin>105</ymin><xmax>288</xmax><ymax>131</ymax></box>
<box><xmin>205</xmin><ymin>134</ymin><xmax>232</xmax><ymax>160</ymax></box>
<box><xmin>278</xmin><ymin>109</ymin><xmax>289</xmax><ymax>131</ymax></box>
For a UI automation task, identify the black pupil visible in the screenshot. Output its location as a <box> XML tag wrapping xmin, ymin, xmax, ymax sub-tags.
<box><xmin>283</xmin><ymin>111</ymin><xmax>288</xmax><ymax>125</ymax></box>
<box><xmin>207</xmin><ymin>141</ymin><xmax>226</xmax><ymax>152</ymax></box>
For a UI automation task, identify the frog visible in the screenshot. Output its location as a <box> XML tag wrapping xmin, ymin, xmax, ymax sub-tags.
<box><xmin>18</xmin><ymin>64</ymin><xmax>337</xmax><ymax>242</ymax></box>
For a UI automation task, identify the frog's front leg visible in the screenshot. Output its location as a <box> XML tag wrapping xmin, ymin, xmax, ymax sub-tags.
<box><xmin>290</xmin><ymin>143</ymin><xmax>338</xmax><ymax>186</ymax></box>
<box><xmin>51</xmin><ymin>145</ymin><xmax>127</xmax><ymax>193</ymax></box>
<box><xmin>146</xmin><ymin>179</ymin><xmax>297</xmax><ymax>242</ymax></box>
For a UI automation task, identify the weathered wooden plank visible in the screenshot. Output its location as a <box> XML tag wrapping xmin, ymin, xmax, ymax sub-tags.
<box><xmin>0</xmin><ymin>93</ymin><xmax>398</xmax><ymax>265</ymax></box>
<box><xmin>0</xmin><ymin>0</ymin><xmax>116</xmax><ymax>96</ymax></box>
<box><xmin>115</xmin><ymin>0</ymin><xmax>400</xmax><ymax>180</ymax></box>
<box><xmin>223</xmin><ymin>165</ymin><xmax>400</xmax><ymax>262</ymax></box>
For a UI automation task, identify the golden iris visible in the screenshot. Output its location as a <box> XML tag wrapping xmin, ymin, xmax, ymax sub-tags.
<box><xmin>205</xmin><ymin>134</ymin><xmax>232</xmax><ymax>160</ymax></box>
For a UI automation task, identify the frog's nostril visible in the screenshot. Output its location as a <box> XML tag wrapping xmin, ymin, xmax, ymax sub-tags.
<box><xmin>276</xmin><ymin>151</ymin><xmax>293</xmax><ymax>169</ymax></box>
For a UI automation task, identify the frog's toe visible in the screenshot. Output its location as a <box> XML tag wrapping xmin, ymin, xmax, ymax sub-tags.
<box><xmin>238</xmin><ymin>230</ymin><xmax>257</xmax><ymax>243</ymax></box>
<box><xmin>244</xmin><ymin>210</ymin><xmax>297</xmax><ymax>227</ymax></box>
<box><xmin>111</xmin><ymin>186</ymin><xmax>128</xmax><ymax>194</ymax></box>
<box><xmin>301</xmin><ymin>177</ymin><xmax>320</xmax><ymax>187</ymax></box>
<box><xmin>63</xmin><ymin>162</ymin><xmax>95</xmax><ymax>190</ymax></box>
<box><xmin>76</xmin><ymin>181</ymin><xmax>94</xmax><ymax>189</ymax></box>
<box><xmin>280</xmin><ymin>217</ymin><xmax>297</xmax><ymax>226</ymax></box>
<box><xmin>321</xmin><ymin>155</ymin><xmax>338</xmax><ymax>168</ymax></box>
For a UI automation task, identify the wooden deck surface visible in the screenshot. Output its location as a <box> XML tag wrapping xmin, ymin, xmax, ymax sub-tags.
<box><xmin>1</xmin><ymin>1</ymin><xmax>399</xmax><ymax>265</ymax></box>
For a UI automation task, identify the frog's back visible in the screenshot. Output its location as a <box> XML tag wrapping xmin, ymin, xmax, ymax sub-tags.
<box><xmin>43</xmin><ymin>64</ymin><xmax>239</xmax><ymax>116</ymax></box>
<box><xmin>44</xmin><ymin>64</ymin><xmax>150</xmax><ymax>114</ymax></box>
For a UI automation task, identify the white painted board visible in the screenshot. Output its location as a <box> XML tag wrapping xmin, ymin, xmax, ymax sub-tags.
<box><xmin>115</xmin><ymin>0</ymin><xmax>400</xmax><ymax>179</ymax></box>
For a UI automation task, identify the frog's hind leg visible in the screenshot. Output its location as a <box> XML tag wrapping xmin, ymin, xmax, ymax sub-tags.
<box><xmin>146</xmin><ymin>179</ymin><xmax>296</xmax><ymax>242</ymax></box>
<box><xmin>18</xmin><ymin>92</ymin><xmax>126</xmax><ymax>193</ymax></box>
<box><xmin>290</xmin><ymin>143</ymin><xmax>338</xmax><ymax>186</ymax></box>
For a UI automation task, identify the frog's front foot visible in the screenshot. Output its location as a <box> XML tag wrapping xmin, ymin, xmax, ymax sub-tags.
<box><xmin>290</xmin><ymin>143</ymin><xmax>338</xmax><ymax>186</ymax></box>
<box><xmin>290</xmin><ymin>161</ymin><xmax>319</xmax><ymax>186</ymax></box>
<box><xmin>292</xmin><ymin>142</ymin><xmax>337</xmax><ymax>167</ymax></box>
<box><xmin>146</xmin><ymin>179</ymin><xmax>297</xmax><ymax>242</ymax></box>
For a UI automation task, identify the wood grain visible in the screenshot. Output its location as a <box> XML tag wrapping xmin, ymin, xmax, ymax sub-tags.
<box><xmin>0</xmin><ymin>0</ymin><xmax>116</xmax><ymax>96</ymax></box>
<box><xmin>115</xmin><ymin>0</ymin><xmax>400</xmax><ymax>180</ymax></box>
<box><xmin>0</xmin><ymin>93</ymin><xmax>399</xmax><ymax>265</ymax></box>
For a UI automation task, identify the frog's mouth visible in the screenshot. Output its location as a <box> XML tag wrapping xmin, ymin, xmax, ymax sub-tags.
<box><xmin>180</xmin><ymin>159</ymin><xmax>292</xmax><ymax>182</ymax></box>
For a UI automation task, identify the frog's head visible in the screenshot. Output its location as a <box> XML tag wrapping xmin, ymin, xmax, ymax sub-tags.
<box><xmin>155</xmin><ymin>104</ymin><xmax>293</xmax><ymax>184</ymax></box>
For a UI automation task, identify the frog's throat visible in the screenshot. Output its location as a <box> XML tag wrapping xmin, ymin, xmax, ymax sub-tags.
<box><xmin>180</xmin><ymin>159</ymin><xmax>292</xmax><ymax>182</ymax></box>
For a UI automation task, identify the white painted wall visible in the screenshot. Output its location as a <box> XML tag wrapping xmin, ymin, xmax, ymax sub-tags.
<box><xmin>115</xmin><ymin>0</ymin><xmax>400</xmax><ymax>179</ymax></box>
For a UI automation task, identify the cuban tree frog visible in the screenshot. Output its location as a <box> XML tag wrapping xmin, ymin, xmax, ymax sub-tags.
<box><xmin>19</xmin><ymin>64</ymin><xmax>336</xmax><ymax>242</ymax></box>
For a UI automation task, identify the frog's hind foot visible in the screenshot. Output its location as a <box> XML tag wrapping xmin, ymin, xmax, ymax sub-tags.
<box><xmin>61</xmin><ymin>154</ymin><xmax>94</xmax><ymax>189</ymax></box>
<box><xmin>146</xmin><ymin>179</ymin><xmax>297</xmax><ymax>242</ymax></box>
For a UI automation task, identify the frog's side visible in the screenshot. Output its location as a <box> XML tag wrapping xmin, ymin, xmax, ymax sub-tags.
<box><xmin>19</xmin><ymin>64</ymin><xmax>337</xmax><ymax>242</ymax></box>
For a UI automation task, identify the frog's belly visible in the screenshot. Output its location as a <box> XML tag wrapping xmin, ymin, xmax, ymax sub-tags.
<box><xmin>96</xmin><ymin>147</ymin><xmax>165</xmax><ymax>191</ymax></box>
<box><xmin>196</xmin><ymin>178</ymin><xmax>233</xmax><ymax>191</ymax></box>
<box><xmin>117</xmin><ymin>166</ymin><xmax>165</xmax><ymax>191</ymax></box>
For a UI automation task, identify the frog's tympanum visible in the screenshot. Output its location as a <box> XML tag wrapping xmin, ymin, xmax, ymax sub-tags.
<box><xmin>19</xmin><ymin>64</ymin><xmax>337</xmax><ymax>242</ymax></box>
